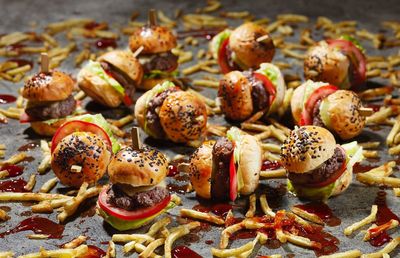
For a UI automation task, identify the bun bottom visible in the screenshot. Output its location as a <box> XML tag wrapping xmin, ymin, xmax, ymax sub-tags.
<box><xmin>31</xmin><ymin>118</ymin><xmax>66</xmax><ymax>137</ymax></box>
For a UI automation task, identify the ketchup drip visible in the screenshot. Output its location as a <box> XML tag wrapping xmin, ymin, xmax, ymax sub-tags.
<box><xmin>0</xmin><ymin>217</ymin><xmax>64</xmax><ymax>238</ymax></box>
<box><xmin>82</xmin><ymin>245</ymin><xmax>106</xmax><ymax>258</ymax></box>
<box><xmin>0</xmin><ymin>165</ymin><xmax>24</xmax><ymax>177</ymax></box>
<box><xmin>94</xmin><ymin>38</ymin><xmax>117</xmax><ymax>49</ymax></box>
<box><xmin>171</xmin><ymin>246</ymin><xmax>202</xmax><ymax>258</ymax></box>
<box><xmin>294</xmin><ymin>202</ymin><xmax>341</xmax><ymax>226</ymax></box>
<box><xmin>8</xmin><ymin>58</ymin><xmax>33</xmax><ymax>67</ymax></box>
<box><xmin>262</xmin><ymin>160</ymin><xmax>282</xmax><ymax>171</ymax></box>
<box><xmin>353</xmin><ymin>163</ymin><xmax>376</xmax><ymax>174</ymax></box>
<box><xmin>192</xmin><ymin>203</ymin><xmax>232</xmax><ymax>218</ymax></box>
<box><xmin>18</xmin><ymin>141</ymin><xmax>39</xmax><ymax>151</ymax></box>
<box><xmin>168</xmin><ymin>164</ymin><xmax>179</xmax><ymax>177</ymax></box>
<box><xmin>0</xmin><ymin>94</ymin><xmax>17</xmax><ymax>104</ymax></box>
<box><xmin>0</xmin><ymin>178</ymin><xmax>28</xmax><ymax>192</ymax></box>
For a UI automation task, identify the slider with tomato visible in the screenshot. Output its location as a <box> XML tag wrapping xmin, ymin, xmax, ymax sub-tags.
<box><xmin>51</xmin><ymin>114</ymin><xmax>120</xmax><ymax>187</ymax></box>
<box><xmin>78</xmin><ymin>50</ymin><xmax>143</xmax><ymax>108</ymax></box>
<box><xmin>291</xmin><ymin>80</ymin><xmax>372</xmax><ymax>140</ymax></box>
<box><xmin>281</xmin><ymin>126</ymin><xmax>363</xmax><ymax>201</ymax></box>
<box><xmin>97</xmin><ymin>128</ymin><xmax>175</xmax><ymax>231</ymax></box>
<box><xmin>135</xmin><ymin>81</ymin><xmax>207</xmax><ymax>146</ymax></box>
<box><xmin>129</xmin><ymin>9</ymin><xmax>178</xmax><ymax>91</ymax></box>
<box><xmin>188</xmin><ymin>127</ymin><xmax>262</xmax><ymax>201</ymax></box>
<box><xmin>210</xmin><ymin>22</ymin><xmax>275</xmax><ymax>74</ymax></box>
<box><xmin>218</xmin><ymin>63</ymin><xmax>286</xmax><ymax>121</ymax></box>
<box><xmin>304</xmin><ymin>36</ymin><xmax>366</xmax><ymax>89</ymax></box>
<box><xmin>21</xmin><ymin>53</ymin><xmax>77</xmax><ymax>136</ymax></box>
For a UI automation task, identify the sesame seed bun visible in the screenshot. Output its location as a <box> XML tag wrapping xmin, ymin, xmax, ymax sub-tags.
<box><xmin>98</xmin><ymin>50</ymin><xmax>143</xmax><ymax>85</ymax></box>
<box><xmin>229</xmin><ymin>22</ymin><xmax>275</xmax><ymax>69</ymax></box>
<box><xmin>51</xmin><ymin>131</ymin><xmax>111</xmax><ymax>187</ymax></box>
<box><xmin>22</xmin><ymin>71</ymin><xmax>74</xmax><ymax>102</ymax></box>
<box><xmin>30</xmin><ymin>118</ymin><xmax>67</xmax><ymax>137</ymax></box>
<box><xmin>320</xmin><ymin>90</ymin><xmax>365</xmax><ymax>140</ymax></box>
<box><xmin>281</xmin><ymin>126</ymin><xmax>336</xmax><ymax>174</ymax></box>
<box><xmin>218</xmin><ymin>71</ymin><xmax>253</xmax><ymax>121</ymax></box>
<box><xmin>129</xmin><ymin>25</ymin><xmax>177</xmax><ymax>54</ymax></box>
<box><xmin>108</xmin><ymin>146</ymin><xmax>168</xmax><ymax>187</ymax></box>
<box><xmin>159</xmin><ymin>91</ymin><xmax>208</xmax><ymax>143</ymax></box>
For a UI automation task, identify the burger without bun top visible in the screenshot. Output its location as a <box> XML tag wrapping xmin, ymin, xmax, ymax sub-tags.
<box><xmin>211</xmin><ymin>22</ymin><xmax>275</xmax><ymax>74</ymax></box>
<box><xmin>291</xmin><ymin>80</ymin><xmax>367</xmax><ymax>140</ymax></box>
<box><xmin>97</xmin><ymin>145</ymin><xmax>175</xmax><ymax>231</ymax></box>
<box><xmin>135</xmin><ymin>81</ymin><xmax>208</xmax><ymax>146</ymax></box>
<box><xmin>129</xmin><ymin>24</ymin><xmax>178</xmax><ymax>91</ymax></box>
<box><xmin>280</xmin><ymin>126</ymin><xmax>364</xmax><ymax>201</ymax></box>
<box><xmin>78</xmin><ymin>50</ymin><xmax>143</xmax><ymax>108</ymax></box>
<box><xmin>218</xmin><ymin>63</ymin><xmax>286</xmax><ymax>121</ymax></box>
<box><xmin>21</xmin><ymin>70</ymin><xmax>76</xmax><ymax>136</ymax></box>
<box><xmin>304</xmin><ymin>37</ymin><xmax>366</xmax><ymax>89</ymax></box>
<box><xmin>189</xmin><ymin>127</ymin><xmax>262</xmax><ymax>201</ymax></box>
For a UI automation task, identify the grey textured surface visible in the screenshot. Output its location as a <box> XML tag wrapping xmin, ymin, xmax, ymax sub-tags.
<box><xmin>0</xmin><ymin>0</ymin><xmax>400</xmax><ymax>257</ymax></box>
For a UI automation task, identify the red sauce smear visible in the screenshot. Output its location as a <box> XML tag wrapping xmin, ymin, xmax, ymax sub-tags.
<box><xmin>94</xmin><ymin>38</ymin><xmax>117</xmax><ymax>49</ymax></box>
<box><xmin>0</xmin><ymin>94</ymin><xmax>17</xmax><ymax>104</ymax></box>
<box><xmin>0</xmin><ymin>165</ymin><xmax>24</xmax><ymax>177</ymax></box>
<box><xmin>262</xmin><ymin>160</ymin><xmax>282</xmax><ymax>171</ymax></box>
<box><xmin>353</xmin><ymin>163</ymin><xmax>376</xmax><ymax>174</ymax></box>
<box><xmin>82</xmin><ymin>245</ymin><xmax>106</xmax><ymax>258</ymax></box>
<box><xmin>294</xmin><ymin>202</ymin><xmax>341</xmax><ymax>226</ymax></box>
<box><xmin>17</xmin><ymin>141</ymin><xmax>40</xmax><ymax>151</ymax></box>
<box><xmin>168</xmin><ymin>164</ymin><xmax>179</xmax><ymax>177</ymax></box>
<box><xmin>84</xmin><ymin>22</ymin><xmax>102</xmax><ymax>30</ymax></box>
<box><xmin>8</xmin><ymin>58</ymin><xmax>33</xmax><ymax>67</ymax></box>
<box><xmin>193</xmin><ymin>203</ymin><xmax>232</xmax><ymax>217</ymax></box>
<box><xmin>370</xmin><ymin>231</ymin><xmax>392</xmax><ymax>247</ymax></box>
<box><xmin>0</xmin><ymin>178</ymin><xmax>28</xmax><ymax>192</ymax></box>
<box><xmin>167</xmin><ymin>183</ymin><xmax>188</xmax><ymax>194</ymax></box>
<box><xmin>171</xmin><ymin>246</ymin><xmax>202</xmax><ymax>258</ymax></box>
<box><xmin>0</xmin><ymin>217</ymin><xmax>64</xmax><ymax>238</ymax></box>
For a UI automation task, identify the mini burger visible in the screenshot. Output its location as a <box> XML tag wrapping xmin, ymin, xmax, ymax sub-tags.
<box><xmin>291</xmin><ymin>80</ymin><xmax>370</xmax><ymax>140</ymax></box>
<box><xmin>189</xmin><ymin>127</ymin><xmax>262</xmax><ymax>201</ymax></box>
<box><xmin>210</xmin><ymin>22</ymin><xmax>275</xmax><ymax>74</ymax></box>
<box><xmin>77</xmin><ymin>50</ymin><xmax>143</xmax><ymax>107</ymax></box>
<box><xmin>129</xmin><ymin>12</ymin><xmax>178</xmax><ymax>91</ymax></box>
<box><xmin>135</xmin><ymin>81</ymin><xmax>207</xmax><ymax>146</ymax></box>
<box><xmin>218</xmin><ymin>63</ymin><xmax>286</xmax><ymax>121</ymax></box>
<box><xmin>304</xmin><ymin>36</ymin><xmax>366</xmax><ymax>89</ymax></box>
<box><xmin>97</xmin><ymin>145</ymin><xmax>175</xmax><ymax>231</ymax></box>
<box><xmin>21</xmin><ymin>68</ymin><xmax>76</xmax><ymax>136</ymax></box>
<box><xmin>281</xmin><ymin>126</ymin><xmax>363</xmax><ymax>201</ymax></box>
<box><xmin>50</xmin><ymin>114</ymin><xmax>120</xmax><ymax>187</ymax></box>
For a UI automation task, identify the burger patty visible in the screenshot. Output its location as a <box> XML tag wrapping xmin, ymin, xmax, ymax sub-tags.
<box><xmin>25</xmin><ymin>95</ymin><xmax>76</xmax><ymax>120</ymax></box>
<box><xmin>100</xmin><ymin>62</ymin><xmax>136</xmax><ymax>101</ymax></box>
<box><xmin>145</xmin><ymin>87</ymin><xmax>179</xmax><ymax>138</ymax></box>
<box><xmin>288</xmin><ymin>147</ymin><xmax>346</xmax><ymax>186</ymax></box>
<box><xmin>211</xmin><ymin>137</ymin><xmax>234</xmax><ymax>200</ymax></box>
<box><xmin>312</xmin><ymin>100</ymin><xmax>326</xmax><ymax>128</ymax></box>
<box><xmin>244</xmin><ymin>71</ymin><xmax>269</xmax><ymax>112</ymax></box>
<box><xmin>106</xmin><ymin>184</ymin><xmax>169</xmax><ymax>211</ymax></box>
<box><xmin>143</xmin><ymin>51</ymin><xmax>178</xmax><ymax>74</ymax></box>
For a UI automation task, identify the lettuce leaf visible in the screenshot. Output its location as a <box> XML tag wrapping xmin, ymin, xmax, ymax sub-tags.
<box><xmin>70</xmin><ymin>114</ymin><xmax>120</xmax><ymax>153</ymax></box>
<box><xmin>287</xmin><ymin>179</ymin><xmax>336</xmax><ymax>201</ymax></box>
<box><xmin>98</xmin><ymin>200</ymin><xmax>176</xmax><ymax>231</ymax></box>
<box><xmin>210</xmin><ymin>29</ymin><xmax>231</xmax><ymax>59</ymax></box>
<box><xmin>341</xmin><ymin>141</ymin><xmax>364</xmax><ymax>173</ymax></box>
<box><xmin>256</xmin><ymin>63</ymin><xmax>279</xmax><ymax>87</ymax></box>
<box><xmin>144</xmin><ymin>69</ymin><xmax>179</xmax><ymax>79</ymax></box>
<box><xmin>226</xmin><ymin>127</ymin><xmax>244</xmax><ymax>192</ymax></box>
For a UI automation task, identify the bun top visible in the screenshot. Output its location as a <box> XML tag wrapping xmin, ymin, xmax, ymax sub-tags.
<box><xmin>281</xmin><ymin>126</ymin><xmax>336</xmax><ymax>173</ymax></box>
<box><xmin>98</xmin><ymin>50</ymin><xmax>143</xmax><ymax>84</ymax></box>
<box><xmin>129</xmin><ymin>25</ymin><xmax>177</xmax><ymax>54</ymax></box>
<box><xmin>108</xmin><ymin>146</ymin><xmax>168</xmax><ymax>187</ymax></box>
<box><xmin>238</xmin><ymin>134</ymin><xmax>262</xmax><ymax>195</ymax></box>
<box><xmin>23</xmin><ymin>71</ymin><xmax>74</xmax><ymax>101</ymax></box>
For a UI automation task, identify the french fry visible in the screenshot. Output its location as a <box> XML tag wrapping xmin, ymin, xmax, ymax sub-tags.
<box><xmin>260</xmin><ymin>194</ymin><xmax>276</xmax><ymax>217</ymax></box>
<box><xmin>46</xmin><ymin>18</ymin><xmax>94</xmax><ymax>34</ymax></box>
<box><xmin>39</xmin><ymin>177</ymin><xmax>58</xmax><ymax>193</ymax></box>
<box><xmin>291</xmin><ymin>206</ymin><xmax>324</xmax><ymax>225</ymax></box>
<box><xmin>0</xmin><ymin>192</ymin><xmax>68</xmax><ymax>202</ymax></box>
<box><xmin>284</xmin><ymin>232</ymin><xmax>319</xmax><ymax>249</ymax></box>
<box><xmin>0</xmin><ymin>208</ymin><xmax>10</xmax><ymax>221</ymax></box>
<box><xmin>63</xmin><ymin>235</ymin><xmax>87</xmax><ymax>249</ymax></box>
<box><xmin>245</xmin><ymin>194</ymin><xmax>257</xmax><ymax>218</ymax></box>
<box><xmin>24</xmin><ymin>174</ymin><xmax>37</xmax><ymax>191</ymax></box>
<box><xmin>139</xmin><ymin>238</ymin><xmax>165</xmax><ymax>258</ymax></box>
<box><xmin>270</xmin><ymin>126</ymin><xmax>287</xmax><ymax>142</ymax></box>
<box><xmin>241</xmin><ymin>123</ymin><xmax>270</xmax><ymax>132</ymax></box>
<box><xmin>364</xmin><ymin>220</ymin><xmax>399</xmax><ymax>241</ymax></box>
<box><xmin>112</xmin><ymin>115</ymin><xmax>134</xmax><ymax>128</ymax></box>
<box><xmin>281</xmin><ymin>49</ymin><xmax>306</xmax><ymax>60</ymax></box>
<box><xmin>366</xmin><ymin>107</ymin><xmax>392</xmax><ymax>125</ymax></box>
<box><xmin>164</xmin><ymin>222</ymin><xmax>200</xmax><ymax>258</ymax></box>
<box><xmin>180</xmin><ymin>208</ymin><xmax>225</xmax><ymax>225</ymax></box>
<box><xmin>363</xmin><ymin>150</ymin><xmax>379</xmax><ymax>159</ymax></box>
<box><xmin>344</xmin><ymin>205</ymin><xmax>377</xmax><ymax>236</ymax></box>
<box><xmin>27</xmin><ymin>234</ymin><xmax>49</xmax><ymax>240</ymax></box>
<box><xmin>18</xmin><ymin>245</ymin><xmax>88</xmax><ymax>258</ymax></box>
<box><xmin>262</xmin><ymin>152</ymin><xmax>281</xmax><ymax>162</ymax></box>
<box><xmin>360</xmin><ymin>141</ymin><xmax>380</xmax><ymax>149</ymax></box>
<box><xmin>319</xmin><ymin>249</ymin><xmax>362</xmax><ymax>258</ymax></box>
<box><xmin>193</xmin><ymin>79</ymin><xmax>219</xmax><ymax>88</ymax></box>
<box><xmin>112</xmin><ymin>233</ymin><xmax>155</xmax><ymax>243</ymax></box>
<box><xmin>0</xmin><ymin>32</ymin><xmax>32</xmax><ymax>47</ymax></box>
<box><xmin>255</xmin><ymin>130</ymin><xmax>272</xmax><ymax>140</ymax></box>
<box><xmin>260</xmin><ymin>168</ymin><xmax>287</xmax><ymax>179</ymax></box>
<box><xmin>277</xmin><ymin>14</ymin><xmax>309</xmax><ymax>23</ymax></box>
<box><xmin>261</xmin><ymin>143</ymin><xmax>281</xmax><ymax>153</ymax></box>
<box><xmin>394</xmin><ymin>188</ymin><xmax>400</xmax><ymax>197</ymax></box>
<box><xmin>211</xmin><ymin>234</ymin><xmax>259</xmax><ymax>257</ymax></box>
<box><xmin>0</xmin><ymin>152</ymin><xmax>27</xmax><ymax>166</ymax></box>
<box><xmin>357</xmin><ymin>173</ymin><xmax>400</xmax><ymax>187</ymax></box>
<box><xmin>244</xmin><ymin>110</ymin><xmax>266</xmax><ymax>124</ymax></box>
<box><xmin>105</xmin><ymin>241</ymin><xmax>116</xmax><ymax>258</ymax></box>
<box><xmin>38</xmin><ymin>155</ymin><xmax>51</xmax><ymax>174</ymax></box>
<box><xmin>364</xmin><ymin>161</ymin><xmax>396</xmax><ymax>177</ymax></box>
<box><xmin>220</xmin><ymin>11</ymin><xmax>251</xmax><ymax>19</ymax></box>
<box><xmin>361</xmin><ymin>236</ymin><xmax>400</xmax><ymax>258</ymax></box>
<box><xmin>0</xmin><ymin>170</ymin><xmax>8</xmax><ymax>179</ymax></box>
<box><xmin>386</xmin><ymin>119</ymin><xmax>400</xmax><ymax>146</ymax></box>
<box><xmin>0</xmin><ymin>251</ymin><xmax>14</xmax><ymax>258</ymax></box>
<box><xmin>5</xmin><ymin>64</ymin><xmax>31</xmax><ymax>76</ymax></box>
<box><xmin>220</xmin><ymin>222</ymin><xmax>244</xmax><ymax>248</ymax></box>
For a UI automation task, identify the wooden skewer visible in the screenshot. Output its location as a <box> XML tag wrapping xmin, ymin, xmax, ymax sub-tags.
<box><xmin>359</xmin><ymin>107</ymin><xmax>374</xmax><ymax>117</ymax></box>
<box><xmin>148</xmin><ymin>9</ymin><xmax>157</xmax><ymax>26</ymax></box>
<box><xmin>71</xmin><ymin>165</ymin><xmax>82</xmax><ymax>173</ymax></box>
<box><xmin>256</xmin><ymin>34</ymin><xmax>271</xmax><ymax>43</ymax></box>
<box><xmin>132</xmin><ymin>45</ymin><xmax>144</xmax><ymax>58</ymax></box>
<box><xmin>40</xmin><ymin>53</ymin><xmax>49</xmax><ymax>73</ymax></box>
<box><xmin>131</xmin><ymin>127</ymin><xmax>141</xmax><ymax>150</ymax></box>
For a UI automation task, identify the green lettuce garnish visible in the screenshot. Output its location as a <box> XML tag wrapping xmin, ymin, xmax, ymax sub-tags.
<box><xmin>144</xmin><ymin>69</ymin><xmax>179</xmax><ymax>79</ymax></box>
<box><xmin>287</xmin><ymin>179</ymin><xmax>336</xmax><ymax>201</ymax></box>
<box><xmin>340</xmin><ymin>35</ymin><xmax>366</xmax><ymax>53</ymax></box>
<box><xmin>342</xmin><ymin>141</ymin><xmax>364</xmax><ymax>173</ymax></box>
<box><xmin>256</xmin><ymin>63</ymin><xmax>279</xmax><ymax>87</ymax></box>
<box><xmin>69</xmin><ymin>114</ymin><xmax>120</xmax><ymax>153</ymax></box>
<box><xmin>210</xmin><ymin>29</ymin><xmax>231</xmax><ymax>59</ymax></box>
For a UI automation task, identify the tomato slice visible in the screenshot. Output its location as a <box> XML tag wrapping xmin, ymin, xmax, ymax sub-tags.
<box><xmin>253</xmin><ymin>72</ymin><xmax>277</xmax><ymax>106</ymax></box>
<box><xmin>98</xmin><ymin>186</ymin><xmax>171</xmax><ymax>221</ymax></box>
<box><xmin>229</xmin><ymin>151</ymin><xmax>237</xmax><ymax>202</ymax></box>
<box><xmin>51</xmin><ymin>120</ymin><xmax>112</xmax><ymax>153</ymax></box>
<box><xmin>299</xmin><ymin>85</ymin><xmax>338</xmax><ymax>126</ymax></box>
<box><xmin>19</xmin><ymin>112</ymin><xmax>31</xmax><ymax>123</ymax></box>
<box><xmin>123</xmin><ymin>94</ymin><xmax>133</xmax><ymax>106</ymax></box>
<box><xmin>218</xmin><ymin>38</ymin><xmax>233</xmax><ymax>74</ymax></box>
<box><xmin>327</xmin><ymin>39</ymin><xmax>366</xmax><ymax>86</ymax></box>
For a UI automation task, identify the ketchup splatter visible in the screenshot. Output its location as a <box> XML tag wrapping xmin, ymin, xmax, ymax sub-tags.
<box><xmin>171</xmin><ymin>246</ymin><xmax>202</xmax><ymax>258</ymax></box>
<box><xmin>17</xmin><ymin>141</ymin><xmax>39</xmax><ymax>151</ymax></box>
<box><xmin>167</xmin><ymin>183</ymin><xmax>188</xmax><ymax>194</ymax></box>
<box><xmin>367</xmin><ymin>104</ymin><xmax>382</xmax><ymax>112</ymax></box>
<box><xmin>0</xmin><ymin>178</ymin><xmax>28</xmax><ymax>192</ymax></box>
<box><xmin>0</xmin><ymin>217</ymin><xmax>64</xmax><ymax>238</ymax></box>
<box><xmin>353</xmin><ymin>163</ymin><xmax>376</xmax><ymax>174</ymax></box>
<box><xmin>294</xmin><ymin>202</ymin><xmax>341</xmax><ymax>226</ymax></box>
<box><xmin>192</xmin><ymin>203</ymin><xmax>232</xmax><ymax>218</ymax></box>
<box><xmin>8</xmin><ymin>58</ymin><xmax>33</xmax><ymax>67</ymax></box>
<box><xmin>0</xmin><ymin>165</ymin><xmax>24</xmax><ymax>177</ymax></box>
<box><xmin>369</xmin><ymin>231</ymin><xmax>392</xmax><ymax>247</ymax></box>
<box><xmin>82</xmin><ymin>245</ymin><xmax>106</xmax><ymax>258</ymax></box>
<box><xmin>94</xmin><ymin>38</ymin><xmax>117</xmax><ymax>49</ymax></box>
<box><xmin>84</xmin><ymin>22</ymin><xmax>102</xmax><ymax>30</ymax></box>
<box><xmin>168</xmin><ymin>164</ymin><xmax>179</xmax><ymax>177</ymax></box>
<box><xmin>0</xmin><ymin>94</ymin><xmax>17</xmax><ymax>104</ymax></box>
<box><xmin>262</xmin><ymin>160</ymin><xmax>282</xmax><ymax>171</ymax></box>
